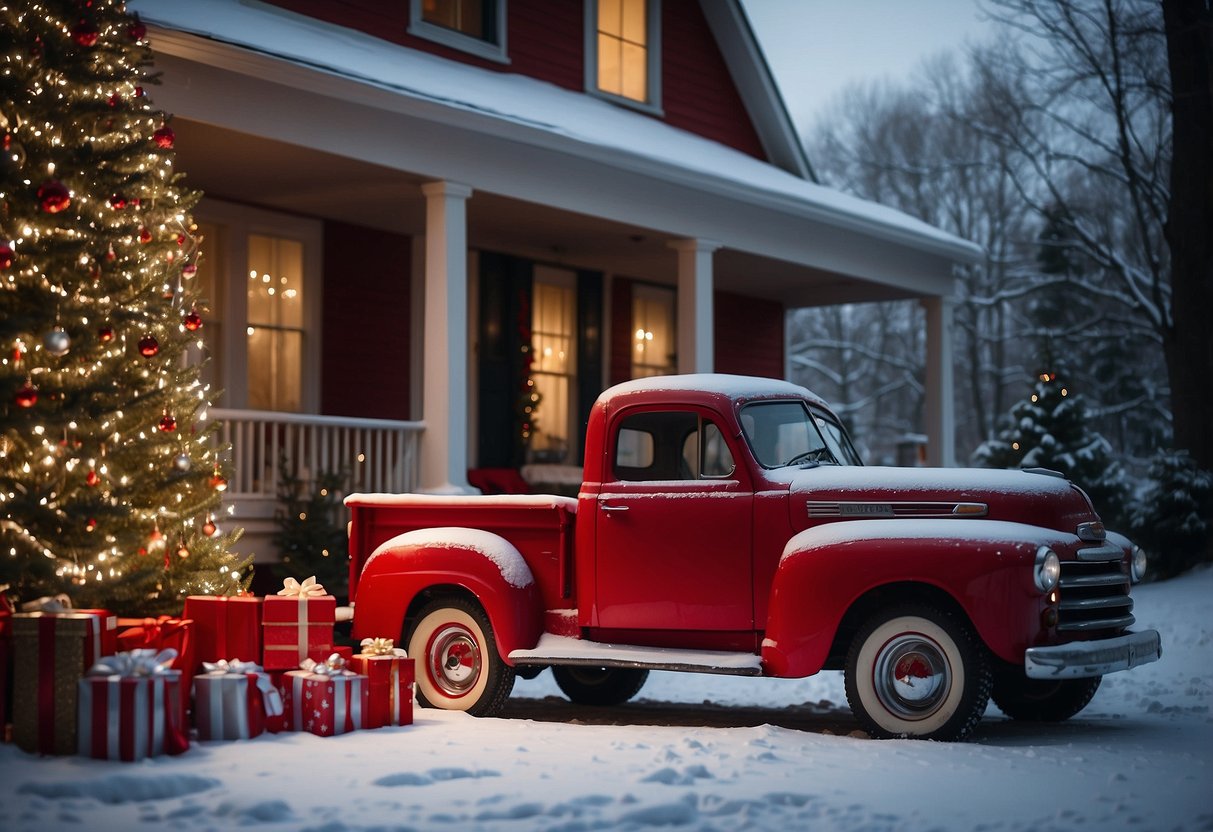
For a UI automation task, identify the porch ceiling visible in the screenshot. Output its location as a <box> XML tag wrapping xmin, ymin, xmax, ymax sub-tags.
<box><xmin>174</xmin><ymin>119</ymin><xmax>898</xmax><ymax>307</ymax></box>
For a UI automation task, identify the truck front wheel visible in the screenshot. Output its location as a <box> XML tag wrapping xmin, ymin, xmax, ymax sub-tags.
<box><xmin>552</xmin><ymin>666</ymin><xmax>649</xmax><ymax>706</ymax></box>
<box><xmin>407</xmin><ymin>597</ymin><xmax>515</xmax><ymax>716</ymax></box>
<box><xmin>844</xmin><ymin>604</ymin><xmax>991</xmax><ymax>741</ymax></box>
<box><xmin>992</xmin><ymin>673</ymin><xmax>1101</xmax><ymax>722</ymax></box>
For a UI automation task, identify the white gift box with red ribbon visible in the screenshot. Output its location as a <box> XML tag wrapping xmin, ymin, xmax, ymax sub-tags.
<box><xmin>194</xmin><ymin>659</ymin><xmax>285</xmax><ymax>741</ymax></box>
<box><xmin>76</xmin><ymin>648</ymin><xmax>189</xmax><ymax>761</ymax></box>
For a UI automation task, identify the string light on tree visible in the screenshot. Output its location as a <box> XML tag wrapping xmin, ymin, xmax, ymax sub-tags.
<box><xmin>0</xmin><ymin>0</ymin><xmax>249</xmax><ymax>613</ymax></box>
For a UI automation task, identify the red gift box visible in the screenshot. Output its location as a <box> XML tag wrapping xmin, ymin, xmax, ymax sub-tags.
<box><xmin>12</xmin><ymin>610</ymin><xmax>114</xmax><ymax>754</ymax></box>
<box><xmin>349</xmin><ymin>638</ymin><xmax>414</xmax><ymax>728</ymax></box>
<box><xmin>183</xmin><ymin>596</ymin><xmax>262</xmax><ymax>667</ymax></box>
<box><xmin>116</xmin><ymin>616</ymin><xmax>195</xmax><ymax>726</ymax></box>
<box><xmin>262</xmin><ymin>577</ymin><xmax>336</xmax><ymax>671</ymax></box>
<box><xmin>77</xmin><ymin>649</ymin><xmax>188</xmax><ymax>761</ymax></box>
<box><xmin>279</xmin><ymin>655</ymin><xmax>367</xmax><ymax>736</ymax></box>
<box><xmin>194</xmin><ymin>659</ymin><xmax>284</xmax><ymax>741</ymax></box>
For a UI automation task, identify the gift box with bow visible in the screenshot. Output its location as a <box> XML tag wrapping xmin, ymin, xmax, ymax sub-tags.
<box><xmin>349</xmin><ymin>637</ymin><xmax>414</xmax><ymax>729</ymax></box>
<box><xmin>183</xmin><ymin>595</ymin><xmax>262</xmax><ymax>668</ymax></box>
<box><xmin>77</xmin><ymin>648</ymin><xmax>189</xmax><ymax>762</ymax></box>
<box><xmin>12</xmin><ymin>609</ymin><xmax>115</xmax><ymax>754</ymax></box>
<box><xmin>193</xmin><ymin>659</ymin><xmax>284</xmax><ymax>741</ymax></box>
<box><xmin>116</xmin><ymin>615</ymin><xmax>195</xmax><ymax>725</ymax></box>
<box><xmin>262</xmin><ymin>577</ymin><xmax>336</xmax><ymax>671</ymax></box>
<box><xmin>279</xmin><ymin>653</ymin><xmax>367</xmax><ymax>737</ymax></box>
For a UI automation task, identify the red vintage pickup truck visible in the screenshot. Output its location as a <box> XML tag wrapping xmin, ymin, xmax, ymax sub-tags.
<box><xmin>346</xmin><ymin>374</ymin><xmax>1160</xmax><ymax>740</ymax></box>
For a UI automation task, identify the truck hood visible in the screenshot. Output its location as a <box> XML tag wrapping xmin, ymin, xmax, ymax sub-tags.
<box><xmin>784</xmin><ymin>465</ymin><xmax>1097</xmax><ymax>536</ymax></box>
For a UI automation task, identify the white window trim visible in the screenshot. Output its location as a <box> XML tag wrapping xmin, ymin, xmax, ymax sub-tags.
<box><xmin>583</xmin><ymin>0</ymin><xmax>663</xmax><ymax>116</ymax></box>
<box><xmin>408</xmin><ymin>0</ymin><xmax>510</xmax><ymax>64</ymax></box>
<box><xmin>192</xmin><ymin>198</ymin><xmax>323</xmax><ymax>413</ymax></box>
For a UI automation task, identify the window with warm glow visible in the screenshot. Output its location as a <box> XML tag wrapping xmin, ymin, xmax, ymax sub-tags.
<box><xmin>530</xmin><ymin>268</ymin><xmax>577</xmax><ymax>462</ymax></box>
<box><xmin>189</xmin><ymin>221</ymin><xmax>223</xmax><ymax>394</ymax></box>
<box><xmin>590</xmin><ymin>0</ymin><xmax>660</xmax><ymax>109</ymax></box>
<box><xmin>246</xmin><ymin>235</ymin><xmax>304</xmax><ymax>413</ymax></box>
<box><xmin>631</xmin><ymin>284</ymin><xmax>675</xmax><ymax>377</ymax></box>
<box><xmin>410</xmin><ymin>0</ymin><xmax>507</xmax><ymax>62</ymax></box>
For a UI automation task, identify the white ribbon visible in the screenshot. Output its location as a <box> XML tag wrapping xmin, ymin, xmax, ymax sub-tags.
<box><xmin>87</xmin><ymin>648</ymin><xmax>178</xmax><ymax>677</ymax></box>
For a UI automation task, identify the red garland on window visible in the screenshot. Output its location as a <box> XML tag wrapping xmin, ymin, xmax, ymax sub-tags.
<box><xmin>517</xmin><ymin>289</ymin><xmax>541</xmax><ymax>445</ymax></box>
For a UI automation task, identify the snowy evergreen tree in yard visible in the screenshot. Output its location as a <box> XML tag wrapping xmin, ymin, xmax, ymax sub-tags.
<box><xmin>0</xmin><ymin>0</ymin><xmax>249</xmax><ymax>613</ymax></box>
<box><xmin>975</xmin><ymin>368</ymin><xmax>1130</xmax><ymax>529</ymax></box>
<box><xmin>1129</xmin><ymin>451</ymin><xmax>1213</xmax><ymax>579</ymax></box>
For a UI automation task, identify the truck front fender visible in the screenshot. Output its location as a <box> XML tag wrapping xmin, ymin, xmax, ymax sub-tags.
<box><xmin>762</xmin><ymin>519</ymin><xmax>1073</xmax><ymax>677</ymax></box>
<box><xmin>351</xmin><ymin>527</ymin><xmax>543</xmax><ymax>663</ymax></box>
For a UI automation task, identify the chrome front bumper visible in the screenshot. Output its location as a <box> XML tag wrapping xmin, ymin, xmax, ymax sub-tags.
<box><xmin>1024</xmin><ymin>630</ymin><xmax>1162</xmax><ymax>679</ymax></box>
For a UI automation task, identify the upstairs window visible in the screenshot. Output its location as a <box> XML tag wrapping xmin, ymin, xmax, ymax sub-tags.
<box><xmin>410</xmin><ymin>0</ymin><xmax>508</xmax><ymax>63</ymax></box>
<box><xmin>587</xmin><ymin>0</ymin><xmax>661</xmax><ymax>112</ymax></box>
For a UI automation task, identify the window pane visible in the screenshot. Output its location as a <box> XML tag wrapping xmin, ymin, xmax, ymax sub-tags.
<box><xmin>423</xmin><ymin>0</ymin><xmax>488</xmax><ymax>39</ymax></box>
<box><xmin>598</xmin><ymin>0</ymin><xmax>622</xmax><ymax>36</ymax></box>
<box><xmin>597</xmin><ymin>33</ymin><xmax>622</xmax><ymax>96</ymax></box>
<box><xmin>247</xmin><ymin>233</ymin><xmax>305</xmax><ymax>413</ymax></box>
<box><xmin>621</xmin><ymin>41</ymin><xmax>647</xmax><ymax>103</ymax></box>
<box><xmin>621</xmin><ymin>0</ymin><xmax>646</xmax><ymax>45</ymax></box>
<box><xmin>530</xmin><ymin>272</ymin><xmax>576</xmax><ymax>463</ymax></box>
<box><xmin>632</xmin><ymin>285</ymin><xmax>675</xmax><ymax>377</ymax></box>
<box><xmin>247</xmin><ymin>328</ymin><xmax>302</xmax><ymax>413</ymax></box>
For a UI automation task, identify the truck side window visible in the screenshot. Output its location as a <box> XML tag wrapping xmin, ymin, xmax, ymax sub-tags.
<box><xmin>614</xmin><ymin>411</ymin><xmax>732</xmax><ymax>481</ymax></box>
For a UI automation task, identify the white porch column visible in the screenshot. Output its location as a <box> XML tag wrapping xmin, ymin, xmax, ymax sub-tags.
<box><xmin>419</xmin><ymin>181</ymin><xmax>474</xmax><ymax>493</ymax></box>
<box><xmin>670</xmin><ymin>238</ymin><xmax>721</xmax><ymax>374</ymax></box>
<box><xmin>923</xmin><ymin>295</ymin><xmax>956</xmax><ymax>468</ymax></box>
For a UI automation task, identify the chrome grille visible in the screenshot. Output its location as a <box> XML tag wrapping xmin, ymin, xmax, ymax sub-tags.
<box><xmin>1058</xmin><ymin>556</ymin><xmax>1133</xmax><ymax>632</ymax></box>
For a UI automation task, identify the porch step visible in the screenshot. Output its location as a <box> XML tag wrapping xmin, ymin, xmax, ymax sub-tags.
<box><xmin>508</xmin><ymin>633</ymin><xmax>763</xmax><ymax>676</ymax></box>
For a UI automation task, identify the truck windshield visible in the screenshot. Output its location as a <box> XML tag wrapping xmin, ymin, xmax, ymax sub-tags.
<box><xmin>740</xmin><ymin>400</ymin><xmax>860</xmax><ymax>468</ymax></box>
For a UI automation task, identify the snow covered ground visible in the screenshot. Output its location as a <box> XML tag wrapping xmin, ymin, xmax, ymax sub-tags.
<box><xmin>2</xmin><ymin>566</ymin><xmax>1210</xmax><ymax>832</ymax></box>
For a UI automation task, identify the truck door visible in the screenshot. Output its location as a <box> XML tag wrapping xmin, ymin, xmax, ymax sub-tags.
<box><xmin>595</xmin><ymin>408</ymin><xmax>754</xmax><ymax>634</ymax></box>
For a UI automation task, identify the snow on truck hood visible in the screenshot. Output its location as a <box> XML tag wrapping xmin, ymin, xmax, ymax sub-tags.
<box><xmin>783</xmin><ymin>465</ymin><xmax>1095</xmax><ymax>534</ymax></box>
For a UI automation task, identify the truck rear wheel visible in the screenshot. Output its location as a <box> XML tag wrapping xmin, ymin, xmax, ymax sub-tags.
<box><xmin>992</xmin><ymin>673</ymin><xmax>1101</xmax><ymax>722</ymax></box>
<box><xmin>552</xmin><ymin>666</ymin><xmax>649</xmax><ymax>706</ymax></box>
<box><xmin>844</xmin><ymin>603</ymin><xmax>991</xmax><ymax>741</ymax></box>
<box><xmin>407</xmin><ymin>597</ymin><xmax>515</xmax><ymax>716</ymax></box>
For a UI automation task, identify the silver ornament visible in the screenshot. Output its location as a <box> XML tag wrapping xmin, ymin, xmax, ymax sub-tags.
<box><xmin>174</xmin><ymin>452</ymin><xmax>191</xmax><ymax>471</ymax></box>
<box><xmin>44</xmin><ymin>327</ymin><xmax>70</xmax><ymax>356</ymax></box>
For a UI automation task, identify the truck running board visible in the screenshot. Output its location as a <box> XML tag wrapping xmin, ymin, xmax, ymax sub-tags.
<box><xmin>508</xmin><ymin>633</ymin><xmax>764</xmax><ymax>676</ymax></box>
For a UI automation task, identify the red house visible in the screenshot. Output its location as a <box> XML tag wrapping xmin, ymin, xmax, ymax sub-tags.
<box><xmin>131</xmin><ymin>0</ymin><xmax>981</xmax><ymax>558</ymax></box>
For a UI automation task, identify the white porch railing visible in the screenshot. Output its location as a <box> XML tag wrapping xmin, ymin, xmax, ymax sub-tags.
<box><xmin>210</xmin><ymin>408</ymin><xmax>424</xmax><ymax>502</ymax></box>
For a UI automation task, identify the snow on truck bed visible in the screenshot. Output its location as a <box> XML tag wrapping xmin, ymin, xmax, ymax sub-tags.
<box><xmin>346</xmin><ymin>492</ymin><xmax>577</xmax><ymax>513</ymax></box>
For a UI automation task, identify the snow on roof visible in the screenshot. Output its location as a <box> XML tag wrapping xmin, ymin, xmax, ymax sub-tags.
<box><xmin>602</xmin><ymin>373</ymin><xmax>828</xmax><ymax>407</ymax></box>
<box><xmin>131</xmin><ymin>0</ymin><xmax>983</xmax><ymax>263</ymax></box>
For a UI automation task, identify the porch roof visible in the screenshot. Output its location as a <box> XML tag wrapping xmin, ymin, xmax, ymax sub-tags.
<box><xmin>132</xmin><ymin>0</ymin><xmax>982</xmax><ymax>306</ymax></box>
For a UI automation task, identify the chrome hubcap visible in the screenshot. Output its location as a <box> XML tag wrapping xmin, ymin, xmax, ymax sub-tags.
<box><xmin>873</xmin><ymin>634</ymin><xmax>949</xmax><ymax>720</ymax></box>
<box><xmin>429</xmin><ymin>623</ymin><xmax>481</xmax><ymax>697</ymax></box>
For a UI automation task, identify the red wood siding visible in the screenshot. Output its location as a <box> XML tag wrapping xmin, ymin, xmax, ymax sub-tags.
<box><xmin>714</xmin><ymin>291</ymin><xmax>784</xmax><ymax>378</ymax></box>
<box><xmin>259</xmin><ymin>0</ymin><xmax>766</xmax><ymax>159</ymax></box>
<box><xmin>609</xmin><ymin>277</ymin><xmax>634</xmax><ymax>386</ymax></box>
<box><xmin>321</xmin><ymin>222</ymin><xmax>411</xmax><ymax>420</ymax></box>
<box><xmin>661</xmin><ymin>0</ymin><xmax>764</xmax><ymax>158</ymax></box>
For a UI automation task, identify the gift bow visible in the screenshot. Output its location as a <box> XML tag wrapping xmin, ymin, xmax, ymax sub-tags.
<box><xmin>300</xmin><ymin>652</ymin><xmax>355</xmax><ymax>677</ymax></box>
<box><xmin>202</xmin><ymin>658</ymin><xmax>284</xmax><ymax>717</ymax></box>
<box><xmin>87</xmin><ymin>648</ymin><xmax>178</xmax><ymax>677</ymax></box>
<box><xmin>277</xmin><ymin>575</ymin><xmax>327</xmax><ymax>598</ymax></box>
<box><xmin>119</xmin><ymin>615</ymin><xmax>191</xmax><ymax>647</ymax></box>
<box><xmin>359</xmin><ymin>637</ymin><xmax>407</xmax><ymax>657</ymax></box>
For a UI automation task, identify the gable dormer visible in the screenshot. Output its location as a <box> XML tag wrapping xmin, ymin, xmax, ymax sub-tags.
<box><xmin>258</xmin><ymin>0</ymin><xmax>805</xmax><ymax>173</ymax></box>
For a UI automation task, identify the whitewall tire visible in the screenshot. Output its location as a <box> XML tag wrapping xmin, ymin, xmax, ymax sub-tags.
<box><xmin>407</xmin><ymin>597</ymin><xmax>515</xmax><ymax>716</ymax></box>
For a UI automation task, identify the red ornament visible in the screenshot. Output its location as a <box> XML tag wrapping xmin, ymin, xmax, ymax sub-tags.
<box><xmin>202</xmin><ymin>518</ymin><xmax>218</xmax><ymax>537</ymax></box>
<box><xmin>153</xmin><ymin>126</ymin><xmax>175</xmax><ymax>149</ymax></box>
<box><xmin>183</xmin><ymin>309</ymin><xmax>203</xmax><ymax>331</ymax></box>
<box><xmin>209</xmin><ymin>472</ymin><xmax>228</xmax><ymax>492</ymax></box>
<box><xmin>98</xmin><ymin>325</ymin><xmax>114</xmax><ymax>343</ymax></box>
<box><xmin>105</xmin><ymin>244</ymin><xmax>116</xmax><ymax>262</ymax></box>
<box><xmin>86</xmin><ymin>518</ymin><xmax>98</xmax><ymax>532</ymax></box>
<box><xmin>138</xmin><ymin>226</ymin><xmax>152</xmax><ymax>244</ymax></box>
<box><xmin>0</xmin><ymin>242</ymin><xmax>13</xmax><ymax>270</ymax></box>
<box><xmin>15</xmin><ymin>382</ymin><xmax>37</xmax><ymax>407</ymax></box>
<box><xmin>138</xmin><ymin>334</ymin><xmax>160</xmax><ymax>357</ymax></box>
<box><xmin>109</xmin><ymin>194</ymin><xmax>127</xmax><ymax>210</ymax></box>
<box><xmin>108</xmin><ymin>92</ymin><xmax>121</xmax><ymax>108</ymax></box>
<box><xmin>182</xmin><ymin>263</ymin><xmax>197</xmax><ymax>278</ymax></box>
<box><xmin>38</xmin><ymin>180</ymin><xmax>71</xmax><ymax>213</ymax></box>
<box><xmin>159</xmin><ymin>412</ymin><xmax>177</xmax><ymax>432</ymax></box>
<box><xmin>86</xmin><ymin>469</ymin><xmax>100</xmax><ymax>486</ymax></box>
<box><xmin>176</xmin><ymin>543</ymin><xmax>190</xmax><ymax>559</ymax></box>
<box><xmin>71</xmin><ymin>21</ymin><xmax>99</xmax><ymax>47</ymax></box>
<box><xmin>135</xmin><ymin>86</ymin><xmax>145</xmax><ymax>98</ymax></box>
<box><xmin>127</xmin><ymin>19</ymin><xmax>147</xmax><ymax>41</ymax></box>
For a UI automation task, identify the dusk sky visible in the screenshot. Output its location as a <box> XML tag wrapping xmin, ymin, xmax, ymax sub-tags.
<box><xmin>741</xmin><ymin>0</ymin><xmax>994</xmax><ymax>131</ymax></box>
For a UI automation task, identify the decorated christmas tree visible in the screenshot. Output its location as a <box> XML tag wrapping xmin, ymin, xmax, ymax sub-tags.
<box><xmin>974</xmin><ymin>366</ymin><xmax>1130</xmax><ymax>528</ymax></box>
<box><xmin>0</xmin><ymin>0</ymin><xmax>249</xmax><ymax>613</ymax></box>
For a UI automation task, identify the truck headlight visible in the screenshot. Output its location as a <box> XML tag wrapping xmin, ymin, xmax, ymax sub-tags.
<box><xmin>1131</xmin><ymin>545</ymin><xmax>1147</xmax><ymax>584</ymax></box>
<box><xmin>1035</xmin><ymin>546</ymin><xmax>1061</xmax><ymax>593</ymax></box>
